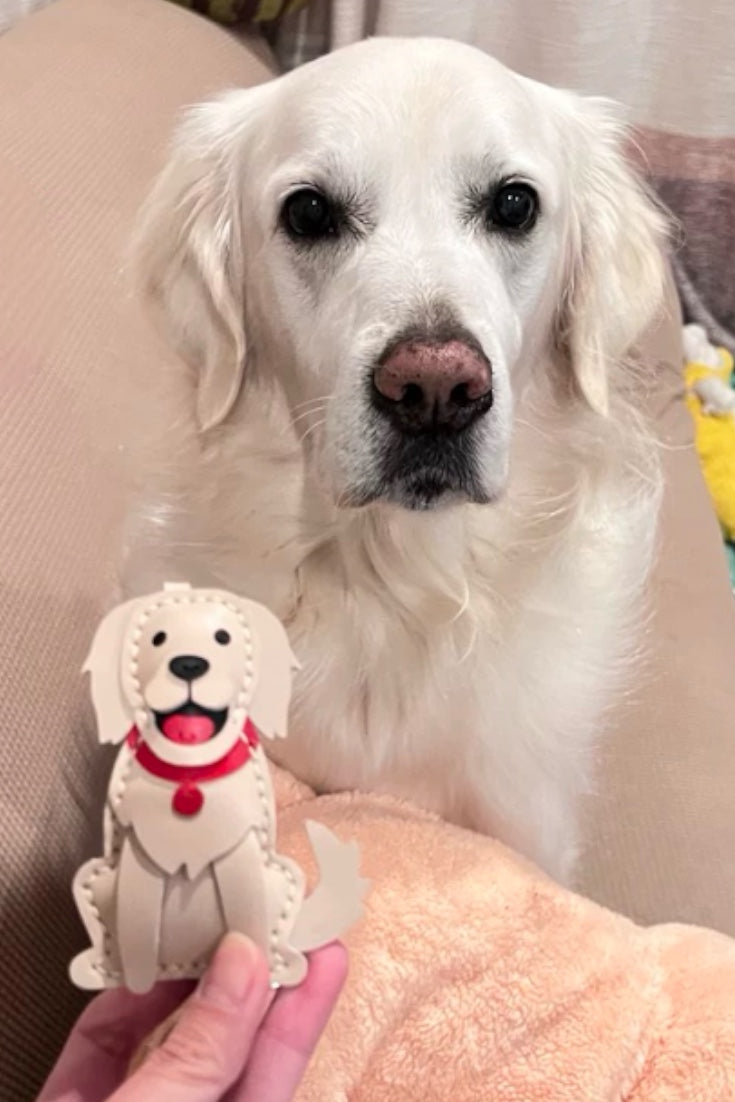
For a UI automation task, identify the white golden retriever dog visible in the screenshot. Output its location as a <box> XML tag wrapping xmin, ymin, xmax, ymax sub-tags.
<box><xmin>127</xmin><ymin>37</ymin><xmax>666</xmax><ymax>883</ymax></box>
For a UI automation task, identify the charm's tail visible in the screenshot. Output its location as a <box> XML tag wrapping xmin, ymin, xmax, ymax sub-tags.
<box><xmin>290</xmin><ymin>820</ymin><xmax>369</xmax><ymax>953</ymax></box>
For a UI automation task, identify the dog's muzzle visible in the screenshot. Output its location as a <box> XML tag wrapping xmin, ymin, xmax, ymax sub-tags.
<box><xmin>366</xmin><ymin>332</ymin><xmax>495</xmax><ymax>509</ymax></box>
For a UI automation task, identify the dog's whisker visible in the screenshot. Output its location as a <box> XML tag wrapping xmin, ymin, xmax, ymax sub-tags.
<box><xmin>290</xmin><ymin>405</ymin><xmax>328</xmax><ymax>420</ymax></box>
<box><xmin>291</xmin><ymin>394</ymin><xmax>334</xmax><ymax>411</ymax></box>
<box><xmin>290</xmin><ymin>395</ymin><xmax>336</xmax><ymax>416</ymax></box>
<box><xmin>290</xmin><ymin>404</ymin><xmax>330</xmax><ymax>430</ymax></box>
<box><xmin>298</xmin><ymin>418</ymin><xmax>327</xmax><ymax>447</ymax></box>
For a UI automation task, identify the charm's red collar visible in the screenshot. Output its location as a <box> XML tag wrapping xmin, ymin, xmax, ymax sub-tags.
<box><xmin>125</xmin><ymin>719</ymin><xmax>260</xmax><ymax>817</ymax></box>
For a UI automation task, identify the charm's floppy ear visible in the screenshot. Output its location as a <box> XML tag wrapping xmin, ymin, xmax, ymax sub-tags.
<box><xmin>555</xmin><ymin>96</ymin><xmax>668</xmax><ymax>415</ymax></box>
<box><xmin>244</xmin><ymin>599</ymin><xmax>300</xmax><ymax>740</ymax></box>
<box><xmin>83</xmin><ymin>599</ymin><xmax>141</xmax><ymax>744</ymax></box>
<box><xmin>133</xmin><ymin>86</ymin><xmax>271</xmax><ymax>432</ymax></box>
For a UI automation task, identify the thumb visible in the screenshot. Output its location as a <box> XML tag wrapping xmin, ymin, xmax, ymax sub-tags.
<box><xmin>111</xmin><ymin>934</ymin><xmax>270</xmax><ymax>1102</ymax></box>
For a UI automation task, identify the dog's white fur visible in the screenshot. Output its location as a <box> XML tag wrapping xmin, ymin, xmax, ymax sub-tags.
<box><xmin>126</xmin><ymin>38</ymin><xmax>666</xmax><ymax>883</ymax></box>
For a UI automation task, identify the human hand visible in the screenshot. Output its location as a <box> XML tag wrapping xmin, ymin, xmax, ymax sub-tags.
<box><xmin>38</xmin><ymin>935</ymin><xmax>347</xmax><ymax>1102</ymax></box>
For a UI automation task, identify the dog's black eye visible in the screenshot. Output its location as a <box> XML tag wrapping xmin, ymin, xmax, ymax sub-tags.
<box><xmin>214</xmin><ymin>629</ymin><xmax>231</xmax><ymax>646</ymax></box>
<box><xmin>489</xmin><ymin>183</ymin><xmax>538</xmax><ymax>232</ymax></box>
<box><xmin>152</xmin><ymin>631</ymin><xmax>167</xmax><ymax>647</ymax></box>
<box><xmin>281</xmin><ymin>188</ymin><xmax>338</xmax><ymax>241</ymax></box>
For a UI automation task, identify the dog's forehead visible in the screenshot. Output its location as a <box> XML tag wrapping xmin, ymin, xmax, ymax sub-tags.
<box><xmin>268</xmin><ymin>38</ymin><xmax>559</xmax><ymax>171</ymax></box>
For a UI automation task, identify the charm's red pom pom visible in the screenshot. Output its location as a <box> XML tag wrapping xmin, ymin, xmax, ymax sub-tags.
<box><xmin>172</xmin><ymin>782</ymin><xmax>204</xmax><ymax>817</ymax></box>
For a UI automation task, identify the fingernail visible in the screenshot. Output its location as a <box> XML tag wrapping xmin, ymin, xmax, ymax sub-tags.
<box><xmin>197</xmin><ymin>933</ymin><xmax>259</xmax><ymax>1010</ymax></box>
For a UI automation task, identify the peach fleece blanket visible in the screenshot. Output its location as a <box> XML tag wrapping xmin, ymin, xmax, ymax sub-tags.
<box><xmin>273</xmin><ymin>767</ymin><xmax>735</xmax><ymax>1101</ymax></box>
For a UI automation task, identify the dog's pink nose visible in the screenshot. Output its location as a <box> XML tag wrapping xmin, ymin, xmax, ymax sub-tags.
<box><xmin>373</xmin><ymin>339</ymin><xmax>492</xmax><ymax>432</ymax></box>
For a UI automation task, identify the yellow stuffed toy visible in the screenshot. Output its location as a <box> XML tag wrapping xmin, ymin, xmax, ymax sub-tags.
<box><xmin>683</xmin><ymin>323</ymin><xmax>735</xmax><ymax>541</ymax></box>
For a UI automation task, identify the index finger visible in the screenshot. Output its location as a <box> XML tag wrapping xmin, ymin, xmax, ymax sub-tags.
<box><xmin>231</xmin><ymin>942</ymin><xmax>348</xmax><ymax>1102</ymax></box>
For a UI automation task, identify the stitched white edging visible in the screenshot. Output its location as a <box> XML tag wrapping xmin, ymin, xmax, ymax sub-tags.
<box><xmin>82</xmin><ymin>590</ymin><xmax>302</xmax><ymax>985</ymax></box>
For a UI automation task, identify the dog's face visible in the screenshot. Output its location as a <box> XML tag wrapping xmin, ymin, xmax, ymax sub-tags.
<box><xmin>137</xmin><ymin>38</ymin><xmax>665</xmax><ymax>511</ymax></box>
<box><xmin>84</xmin><ymin>586</ymin><xmax>297</xmax><ymax>755</ymax></box>
<box><xmin>132</xmin><ymin>602</ymin><xmax>249</xmax><ymax>745</ymax></box>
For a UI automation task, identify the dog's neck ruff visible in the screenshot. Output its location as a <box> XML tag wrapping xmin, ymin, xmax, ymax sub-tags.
<box><xmin>126</xmin><ymin>719</ymin><xmax>260</xmax><ymax>817</ymax></box>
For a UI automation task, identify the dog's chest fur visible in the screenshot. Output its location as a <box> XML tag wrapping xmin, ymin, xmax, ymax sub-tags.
<box><xmin>273</xmin><ymin>495</ymin><xmax>651</xmax><ymax>880</ymax></box>
<box><xmin>127</xmin><ymin>394</ymin><xmax>658</xmax><ymax>882</ymax></box>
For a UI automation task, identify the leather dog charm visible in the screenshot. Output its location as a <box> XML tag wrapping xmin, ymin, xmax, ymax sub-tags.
<box><xmin>70</xmin><ymin>582</ymin><xmax>367</xmax><ymax>994</ymax></box>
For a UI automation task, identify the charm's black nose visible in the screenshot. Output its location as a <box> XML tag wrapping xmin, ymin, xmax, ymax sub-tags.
<box><xmin>169</xmin><ymin>654</ymin><xmax>210</xmax><ymax>682</ymax></box>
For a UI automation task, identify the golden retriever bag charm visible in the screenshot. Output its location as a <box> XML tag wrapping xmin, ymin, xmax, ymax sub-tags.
<box><xmin>69</xmin><ymin>582</ymin><xmax>367</xmax><ymax>994</ymax></box>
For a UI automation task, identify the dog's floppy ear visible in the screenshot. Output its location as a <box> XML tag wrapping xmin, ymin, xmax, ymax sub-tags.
<box><xmin>83</xmin><ymin>599</ymin><xmax>141</xmax><ymax>744</ymax></box>
<box><xmin>244</xmin><ymin>600</ymin><xmax>300</xmax><ymax>740</ymax></box>
<box><xmin>133</xmin><ymin>87</ymin><xmax>270</xmax><ymax>432</ymax></box>
<box><xmin>556</xmin><ymin>97</ymin><xmax>668</xmax><ymax>415</ymax></box>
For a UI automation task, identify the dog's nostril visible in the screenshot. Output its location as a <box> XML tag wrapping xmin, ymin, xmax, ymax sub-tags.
<box><xmin>402</xmin><ymin>383</ymin><xmax>424</xmax><ymax>408</ymax></box>
<box><xmin>451</xmin><ymin>382</ymin><xmax>472</xmax><ymax>407</ymax></box>
<box><xmin>169</xmin><ymin>654</ymin><xmax>210</xmax><ymax>683</ymax></box>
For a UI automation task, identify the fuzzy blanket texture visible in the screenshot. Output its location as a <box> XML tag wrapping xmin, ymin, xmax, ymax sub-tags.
<box><xmin>271</xmin><ymin>765</ymin><xmax>735</xmax><ymax>1101</ymax></box>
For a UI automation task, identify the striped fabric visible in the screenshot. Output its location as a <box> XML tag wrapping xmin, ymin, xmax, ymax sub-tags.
<box><xmin>271</xmin><ymin>0</ymin><xmax>332</xmax><ymax>67</ymax></box>
<box><xmin>169</xmin><ymin>0</ymin><xmax>308</xmax><ymax>25</ymax></box>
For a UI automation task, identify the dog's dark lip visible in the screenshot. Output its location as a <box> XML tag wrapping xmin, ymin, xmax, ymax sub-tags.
<box><xmin>345</xmin><ymin>443</ymin><xmax>495</xmax><ymax>510</ymax></box>
<box><xmin>399</xmin><ymin>478</ymin><xmax>474</xmax><ymax>509</ymax></box>
<box><xmin>153</xmin><ymin>701</ymin><xmax>229</xmax><ymax>739</ymax></box>
<box><xmin>389</xmin><ymin>478</ymin><xmax>494</xmax><ymax>510</ymax></box>
<box><xmin>343</xmin><ymin>408</ymin><xmax>495</xmax><ymax>510</ymax></box>
<box><xmin>342</xmin><ymin>478</ymin><xmax>497</xmax><ymax>511</ymax></box>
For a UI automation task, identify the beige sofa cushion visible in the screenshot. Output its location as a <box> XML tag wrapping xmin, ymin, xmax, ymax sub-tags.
<box><xmin>580</xmin><ymin>283</ymin><xmax>735</xmax><ymax>931</ymax></box>
<box><xmin>0</xmin><ymin>2</ymin><xmax>272</xmax><ymax>1097</ymax></box>
<box><xmin>0</xmin><ymin>0</ymin><xmax>733</xmax><ymax>1096</ymax></box>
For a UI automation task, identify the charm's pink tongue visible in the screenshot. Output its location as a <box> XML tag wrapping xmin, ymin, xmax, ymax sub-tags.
<box><xmin>161</xmin><ymin>713</ymin><xmax>215</xmax><ymax>744</ymax></box>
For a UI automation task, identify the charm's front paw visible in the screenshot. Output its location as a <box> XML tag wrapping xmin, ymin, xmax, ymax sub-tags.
<box><xmin>269</xmin><ymin>944</ymin><xmax>308</xmax><ymax>988</ymax></box>
<box><xmin>69</xmin><ymin>949</ymin><xmax>107</xmax><ymax>991</ymax></box>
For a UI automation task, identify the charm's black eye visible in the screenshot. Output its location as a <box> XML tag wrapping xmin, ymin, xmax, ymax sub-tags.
<box><xmin>281</xmin><ymin>188</ymin><xmax>338</xmax><ymax>241</ymax></box>
<box><xmin>489</xmin><ymin>183</ymin><xmax>539</xmax><ymax>232</ymax></box>
<box><xmin>214</xmin><ymin>629</ymin><xmax>231</xmax><ymax>646</ymax></box>
<box><xmin>152</xmin><ymin>631</ymin><xmax>167</xmax><ymax>647</ymax></box>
